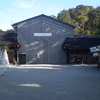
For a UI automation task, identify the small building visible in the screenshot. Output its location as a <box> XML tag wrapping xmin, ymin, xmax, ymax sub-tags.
<box><xmin>12</xmin><ymin>14</ymin><xmax>75</xmax><ymax>64</ymax></box>
<box><xmin>62</xmin><ymin>35</ymin><xmax>100</xmax><ymax>64</ymax></box>
<box><xmin>0</xmin><ymin>31</ymin><xmax>20</xmax><ymax>63</ymax></box>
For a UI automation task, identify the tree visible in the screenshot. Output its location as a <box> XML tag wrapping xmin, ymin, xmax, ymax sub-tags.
<box><xmin>57</xmin><ymin>10</ymin><xmax>73</xmax><ymax>24</ymax></box>
<box><xmin>85</xmin><ymin>6</ymin><xmax>100</xmax><ymax>34</ymax></box>
<box><xmin>0</xmin><ymin>29</ymin><xmax>3</xmax><ymax>31</ymax></box>
<box><xmin>87</xmin><ymin>7</ymin><xmax>100</xmax><ymax>28</ymax></box>
<box><xmin>57</xmin><ymin>5</ymin><xmax>100</xmax><ymax>35</ymax></box>
<box><xmin>7</xmin><ymin>29</ymin><xmax>15</xmax><ymax>31</ymax></box>
<box><xmin>50</xmin><ymin>15</ymin><xmax>57</xmax><ymax>19</ymax></box>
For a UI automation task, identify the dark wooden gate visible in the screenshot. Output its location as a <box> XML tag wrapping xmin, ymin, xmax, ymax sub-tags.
<box><xmin>19</xmin><ymin>53</ymin><xmax>26</xmax><ymax>64</ymax></box>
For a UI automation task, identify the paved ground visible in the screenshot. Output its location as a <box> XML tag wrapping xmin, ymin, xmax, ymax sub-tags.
<box><xmin>0</xmin><ymin>64</ymin><xmax>100</xmax><ymax>100</ymax></box>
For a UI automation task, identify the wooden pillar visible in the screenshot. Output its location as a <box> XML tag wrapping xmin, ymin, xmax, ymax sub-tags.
<box><xmin>75</xmin><ymin>54</ymin><xmax>77</xmax><ymax>63</ymax></box>
<box><xmin>97</xmin><ymin>52</ymin><xmax>100</xmax><ymax>68</ymax></box>
<box><xmin>66</xmin><ymin>49</ymin><xmax>70</xmax><ymax>64</ymax></box>
<box><xmin>81</xmin><ymin>53</ymin><xmax>84</xmax><ymax>64</ymax></box>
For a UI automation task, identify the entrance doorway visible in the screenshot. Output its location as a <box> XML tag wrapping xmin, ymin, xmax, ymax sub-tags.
<box><xmin>19</xmin><ymin>53</ymin><xmax>26</xmax><ymax>64</ymax></box>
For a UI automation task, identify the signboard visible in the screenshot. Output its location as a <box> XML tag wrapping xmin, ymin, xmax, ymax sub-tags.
<box><xmin>98</xmin><ymin>45</ymin><xmax>100</xmax><ymax>50</ymax></box>
<box><xmin>90</xmin><ymin>46</ymin><xmax>98</xmax><ymax>52</ymax></box>
<box><xmin>93</xmin><ymin>53</ymin><xmax>98</xmax><ymax>57</ymax></box>
<box><xmin>34</xmin><ymin>33</ymin><xmax>52</xmax><ymax>36</ymax></box>
<box><xmin>90</xmin><ymin>46</ymin><xmax>100</xmax><ymax>53</ymax></box>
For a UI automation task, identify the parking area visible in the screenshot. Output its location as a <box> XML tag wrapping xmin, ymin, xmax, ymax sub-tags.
<box><xmin>0</xmin><ymin>64</ymin><xmax>100</xmax><ymax>100</ymax></box>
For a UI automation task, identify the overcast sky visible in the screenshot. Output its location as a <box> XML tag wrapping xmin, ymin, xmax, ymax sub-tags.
<box><xmin>0</xmin><ymin>0</ymin><xmax>100</xmax><ymax>31</ymax></box>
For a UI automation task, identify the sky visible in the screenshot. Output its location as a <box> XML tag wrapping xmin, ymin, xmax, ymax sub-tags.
<box><xmin>0</xmin><ymin>0</ymin><xmax>100</xmax><ymax>31</ymax></box>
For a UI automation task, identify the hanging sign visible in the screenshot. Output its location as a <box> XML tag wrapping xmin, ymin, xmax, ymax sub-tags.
<box><xmin>34</xmin><ymin>33</ymin><xmax>52</xmax><ymax>36</ymax></box>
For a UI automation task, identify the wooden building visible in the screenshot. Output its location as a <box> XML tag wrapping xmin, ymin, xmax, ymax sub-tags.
<box><xmin>12</xmin><ymin>14</ymin><xmax>75</xmax><ymax>64</ymax></box>
<box><xmin>11</xmin><ymin>14</ymin><xmax>100</xmax><ymax>64</ymax></box>
<box><xmin>62</xmin><ymin>35</ymin><xmax>100</xmax><ymax>64</ymax></box>
<box><xmin>0</xmin><ymin>31</ymin><xmax>20</xmax><ymax>63</ymax></box>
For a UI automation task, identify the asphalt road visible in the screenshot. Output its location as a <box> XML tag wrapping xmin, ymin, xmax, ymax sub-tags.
<box><xmin>0</xmin><ymin>64</ymin><xmax>100</xmax><ymax>100</ymax></box>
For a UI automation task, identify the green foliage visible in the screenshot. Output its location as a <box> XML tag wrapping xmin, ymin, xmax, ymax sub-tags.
<box><xmin>50</xmin><ymin>15</ymin><xmax>57</xmax><ymax>19</ymax></box>
<box><xmin>57</xmin><ymin>5</ymin><xmax>100</xmax><ymax>35</ymax></box>
<box><xmin>57</xmin><ymin>10</ymin><xmax>73</xmax><ymax>24</ymax></box>
<box><xmin>7</xmin><ymin>29</ymin><xmax>15</xmax><ymax>31</ymax></box>
<box><xmin>0</xmin><ymin>45</ymin><xmax>9</xmax><ymax>51</ymax></box>
<box><xmin>0</xmin><ymin>29</ymin><xmax>3</xmax><ymax>31</ymax></box>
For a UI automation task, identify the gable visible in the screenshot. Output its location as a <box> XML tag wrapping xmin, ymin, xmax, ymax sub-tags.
<box><xmin>12</xmin><ymin>14</ymin><xmax>75</xmax><ymax>29</ymax></box>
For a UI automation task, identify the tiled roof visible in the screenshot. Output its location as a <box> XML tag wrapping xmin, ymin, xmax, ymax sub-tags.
<box><xmin>63</xmin><ymin>35</ymin><xmax>100</xmax><ymax>48</ymax></box>
<box><xmin>0</xmin><ymin>31</ymin><xmax>17</xmax><ymax>45</ymax></box>
<box><xmin>73</xmin><ymin>35</ymin><xmax>100</xmax><ymax>38</ymax></box>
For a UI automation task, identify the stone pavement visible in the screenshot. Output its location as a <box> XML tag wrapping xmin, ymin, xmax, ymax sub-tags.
<box><xmin>0</xmin><ymin>64</ymin><xmax>100</xmax><ymax>100</ymax></box>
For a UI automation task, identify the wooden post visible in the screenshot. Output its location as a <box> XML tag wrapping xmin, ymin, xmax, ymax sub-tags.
<box><xmin>81</xmin><ymin>53</ymin><xmax>84</xmax><ymax>64</ymax></box>
<box><xmin>66</xmin><ymin>49</ymin><xmax>70</xmax><ymax>64</ymax></box>
<box><xmin>97</xmin><ymin>52</ymin><xmax>100</xmax><ymax>68</ymax></box>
